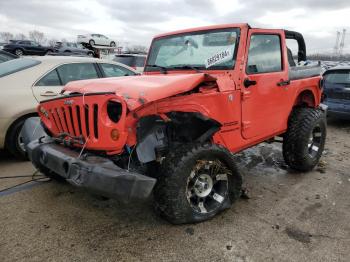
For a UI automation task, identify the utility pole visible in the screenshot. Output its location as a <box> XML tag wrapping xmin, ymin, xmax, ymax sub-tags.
<box><xmin>339</xmin><ymin>29</ymin><xmax>346</xmax><ymax>56</ymax></box>
<box><xmin>333</xmin><ymin>31</ymin><xmax>340</xmax><ymax>56</ymax></box>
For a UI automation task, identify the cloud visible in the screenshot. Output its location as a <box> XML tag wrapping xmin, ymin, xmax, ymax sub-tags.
<box><xmin>0</xmin><ymin>0</ymin><xmax>348</xmax><ymax>53</ymax></box>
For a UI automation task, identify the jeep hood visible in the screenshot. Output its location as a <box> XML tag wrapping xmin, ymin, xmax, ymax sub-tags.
<box><xmin>63</xmin><ymin>74</ymin><xmax>207</xmax><ymax>110</ymax></box>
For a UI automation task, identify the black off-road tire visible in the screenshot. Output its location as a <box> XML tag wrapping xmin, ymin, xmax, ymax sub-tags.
<box><xmin>283</xmin><ymin>107</ymin><xmax>327</xmax><ymax>172</ymax></box>
<box><xmin>5</xmin><ymin>118</ymin><xmax>28</xmax><ymax>160</ymax></box>
<box><xmin>153</xmin><ymin>143</ymin><xmax>242</xmax><ymax>224</ymax></box>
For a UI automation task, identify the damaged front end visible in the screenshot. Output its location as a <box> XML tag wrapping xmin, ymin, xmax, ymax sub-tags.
<box><xmin>23</xmin><ymin>91</ymin><xmax>157</xmax><ymax>202</ymax></box>
<box><xmin>26</xmin><ymin>135</ymin><xmax>156</xmax><ymax>202</ymax></box>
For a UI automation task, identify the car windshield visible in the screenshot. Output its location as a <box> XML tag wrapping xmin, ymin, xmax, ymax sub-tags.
<box><xmin>0</xmin><ymin>58</ymin><xmax>41</xmax><ymax>78</ymax></box>
<box><xmin>324</xmin><ymin>71</ymin><xmax>350</xmax><ymax>85</ymax></box>
<box><xmin>145</xmin><ymin>28</ymin><xmax>240</xmax><ymax>71</ymax></box>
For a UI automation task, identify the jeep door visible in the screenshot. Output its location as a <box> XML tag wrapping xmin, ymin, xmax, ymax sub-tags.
<box><xmin>241</xmin><ymin>29</ymin><xmax>290</xmax><ymax>139</ymax></box>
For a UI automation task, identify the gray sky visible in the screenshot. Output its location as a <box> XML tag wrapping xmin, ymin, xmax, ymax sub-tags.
<box><xmin>0</xmin><ymin>0</ymin><xmax>349</xmax><ymax>53</ymax></box>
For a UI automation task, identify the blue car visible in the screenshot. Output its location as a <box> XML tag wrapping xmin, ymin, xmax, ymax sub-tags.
<box><xmin>323</xmin><ymin>66</ymin><xmax>350</xmax><ymax>119</ymax></box>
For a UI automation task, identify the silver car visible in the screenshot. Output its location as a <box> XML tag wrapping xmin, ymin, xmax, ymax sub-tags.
<box><xmin>54</xmin><ymin>42</ymin><xmax>94</xmax><ymax>56</ymax></box>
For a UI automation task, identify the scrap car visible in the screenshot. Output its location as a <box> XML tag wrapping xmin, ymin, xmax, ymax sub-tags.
<box><xmin>323</xmin><ymin>66</ymin><xmax>350</xmax><ymax>119</ymax></box>
<box><xmin>25</xmin><ymin>23</ymin><xmax>326</xmax><ymax>224</ymax></box>
<box><xmin>3</xmin><ymin>40</ymin><xmax>54</xmax><ymax>56</ymax></box>
<box><xmin>52</xmin><ymin>42</ymin><xmax>95</xmax><ymax>57</ymax></box>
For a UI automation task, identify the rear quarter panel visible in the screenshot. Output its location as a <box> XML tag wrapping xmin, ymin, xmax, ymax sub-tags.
<box><xmin>0</xmin><ymin>65</ymin><xmax>49</xmax><ymax>148</ymax></box>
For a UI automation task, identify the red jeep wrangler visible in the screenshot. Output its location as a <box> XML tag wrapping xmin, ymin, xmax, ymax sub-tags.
<box><xmin>25</xmin><ymin>23</ymin><xmax>326</xmax><ymax>224</ymax></box>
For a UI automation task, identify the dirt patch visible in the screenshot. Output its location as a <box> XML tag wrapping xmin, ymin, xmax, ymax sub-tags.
<box><xmin>285</xmin><ymin>227</ymin><xmax>313</xmax><ymax>243</ymax></box>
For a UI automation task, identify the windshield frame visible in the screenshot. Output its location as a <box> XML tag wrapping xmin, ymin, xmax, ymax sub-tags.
<box><xmin>144</xmin><ymin>27</ymin><xmax>240</xmax><ymax>72</ymax></box>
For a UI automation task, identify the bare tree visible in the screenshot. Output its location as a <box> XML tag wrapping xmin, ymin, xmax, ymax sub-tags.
<box><xmin>127</xmin><ymin>45</ymin><xmax>148</xmax><ymax>54</ymax></box>
<box><xmin>0</xmin><ymin>32</ymin><xmax>14</xmax><ymax>43</ymax></box>
<box><xmin>48</xmin><ymin>38</ymin><xmax>58</xmax><ymax>47</ymax></box>
<box><xmin>15</xmin><ymin>33</ymin><xmax>26</xmax><ymax>40</ymax></box>
<box><xmin>29</xmin><ymin>30</ymin><xmax>46</xmax><ymax>44</ymax></box>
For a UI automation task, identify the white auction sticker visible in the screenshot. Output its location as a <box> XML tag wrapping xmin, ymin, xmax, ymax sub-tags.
<box><xmin>205</xmin><ymin>48</ymin><xmax>232</xmax><ymax>68</ymax></box>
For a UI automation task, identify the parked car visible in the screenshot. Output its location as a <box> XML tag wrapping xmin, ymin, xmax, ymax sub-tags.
<box><xmin>0</xmin><ymin>50</ymin><xmax>18</xmax><ymax>63</ymax></box>
<box><xmin>77</xmin><ymin>34</ymin><xmax>116</xmax><ymax>47</ymax></box>
<box><xmin>53</xmin><ymin>42</ymin><xmax>94</xmax><ymax>56</ymax></box>
<box><xmin>26</xmin><ymin>24</ymin><xmax>326</xmax><ymax>224</ymax></box>
<box><xmin>3</xmin><ymin>40</ymin><xmax>54</xmax><ymax>56</ymax></box>
<box><xmin>0</xmin><ymin>56</ymin><xmax>137</xmax><ymax>159</ymax></box>
<box><xmin>323</xmin><ymin>66</ymin><xmax>350</xmax><ymax>119</ymax></box>
<box><xmin>113</xmin><ymin>54</ymin><xmax>146</xmax><ymax>73</ymax></box>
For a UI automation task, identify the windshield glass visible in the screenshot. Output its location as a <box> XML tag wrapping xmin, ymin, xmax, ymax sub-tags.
<box><xmin>0</xmin><ymin>58</ymin><xmax>41</xmax><ymax>78</ymax></box>
<box><xmin>324</xmin><ymin>71</ymin><xmax>350</xmax><ymax>85</ymax></box>
<box><xmin>145</xmin><ymin>28</ymin><xmax>240</xmax><ymax>71</ymax></box>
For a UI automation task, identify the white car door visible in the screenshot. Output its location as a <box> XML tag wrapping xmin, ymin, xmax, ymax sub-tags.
<box><xmin>96</xmin><ymin>34</ymin><xmax>104</xmax><ymax>45</ymax></box>
<box><xmin>101</xmin><ymin>35</ymin><xmax>109</xmax><ymax>46</ymax></box>
<box><xmin>32</xmin><ymin>68</ymin><xmax>63</xmax><ymax>101</ymax></box>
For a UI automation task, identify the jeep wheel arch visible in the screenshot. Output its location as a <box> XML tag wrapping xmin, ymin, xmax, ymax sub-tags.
<box><xmin>135</xmin><ymin>112</ymin><xmax>222</xmax><ymax>163</ymax></box>
<box><xmin>294</xmin><ymin>90</ymin><xmax>316</xmax><ymax>108</ymax></box>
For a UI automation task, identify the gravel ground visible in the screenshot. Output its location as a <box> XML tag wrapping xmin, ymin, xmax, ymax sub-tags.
<box><xmin>0</xmin><ymin>118</ymin><xmax>349</xmax><ymax>262</ymax></box>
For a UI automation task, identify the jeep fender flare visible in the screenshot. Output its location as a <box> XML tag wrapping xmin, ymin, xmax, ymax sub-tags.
<box><xmin>293</xmin><ymin>88</ymin><xmax>318</xmax><ymax>108</ymax></box>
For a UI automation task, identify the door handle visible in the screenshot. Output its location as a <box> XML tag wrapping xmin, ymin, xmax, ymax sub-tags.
<box><xmin>40</xmin><ymin>91</ymin><xmax>58</xmax><ymax>96</ymax></box>
<box><xmin>277</xmin><ymin>80</ymin><xmax>290</xmax><ymax>86</ymax></box>
<box><xmin>244</xmin><ymin>78</ymin><xmax>257</xmax><ymax>88</ymax></box>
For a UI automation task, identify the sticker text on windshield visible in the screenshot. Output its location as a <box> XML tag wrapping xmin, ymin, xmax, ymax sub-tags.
<box><xmin>205</xmin><ymin>49</ymin><xmax>232</xmax><ymax>68</ymax></box>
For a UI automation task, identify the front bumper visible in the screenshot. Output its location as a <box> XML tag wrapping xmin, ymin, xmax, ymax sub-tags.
<box><xmin>26</xmin><ymin>138</ymin><xmax>156</xmax><ymax>202</ymax></box>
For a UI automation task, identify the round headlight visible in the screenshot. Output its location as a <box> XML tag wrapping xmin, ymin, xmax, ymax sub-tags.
<box><xmin>107</xmin><ymin>101</ymin><xmax>122</xmax><ymax>123</ymax></box>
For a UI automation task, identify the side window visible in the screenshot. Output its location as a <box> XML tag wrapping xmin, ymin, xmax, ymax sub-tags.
<box><xmin>100</xmin><ymin>63</ymin><xmax>135</xmax><ymax>77</ymax></box>
<box><xmin>36</xmin><ymin>69</ymin><xmax>61</xmax><ymax>86</ymax></box>
<box><xmin>247</xmin><ymin>34</ymin><xmax>282</xmax><ymax>74</ymax></box>
<box><xmin>57</xmin><ymin>63</ymin><xmax>99</xmax><ymax>85</ymax></box>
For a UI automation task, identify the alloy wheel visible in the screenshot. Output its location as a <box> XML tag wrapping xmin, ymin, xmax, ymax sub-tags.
<box><xmin>186</xmin><ymin>159</ymin><xmax>230</xmax><ymax>214</ymax></box>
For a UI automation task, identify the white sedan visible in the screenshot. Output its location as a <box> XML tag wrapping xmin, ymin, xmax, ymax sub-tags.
<box><xmin>0</xmin><ymin>56</ymin><xmax>136</xmax><ymax>159</ymax></box>
<box><xmin>77</xmin><ymin>34</ymin><xmax>116</xmax><ymax>47</ymax></box>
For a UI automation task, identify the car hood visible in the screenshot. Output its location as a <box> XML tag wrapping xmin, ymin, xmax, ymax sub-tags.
<box><xmin>63</xmin><ymin>73</ymin><xmax>207</xmax><ymax>110</ymax></box>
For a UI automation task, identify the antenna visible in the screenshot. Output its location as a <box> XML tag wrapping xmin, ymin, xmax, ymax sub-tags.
<box><xmin>339</xmin><ymin>29</ymin><xmax>346</xmax><ymax>56</ymax></box>
<box><xmin>333</xmin><ymin>31</ymin><xmax>340</xmax><ymax>55</ymax></box>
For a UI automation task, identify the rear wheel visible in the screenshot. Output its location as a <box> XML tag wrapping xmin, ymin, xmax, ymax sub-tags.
<box><xmin>110</xmin><ymin>41</ymin><xmax>116</xmax><ymax>47</ymax></box>
<box><xmin>153</xmin><ymin>143</ymin><xmax>242</xmax><ymax>224</ymax></box>
<box><xmin>15</xmin><ymin>48</ymin><xmax>23</xmax><ymax>56</ymax></box>
<box><xmin>283</xmin><ymin>107</ymin><xmax>327</xmax><ymax>171</ymax></box>
<box><xmin>89</xmin><ymin>39</ymin><xmax>95</xmax><ymax>46</ymax></box>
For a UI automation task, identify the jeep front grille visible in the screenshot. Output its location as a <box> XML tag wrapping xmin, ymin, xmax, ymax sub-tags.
<box><xmin>49</xmin><ymin>104</ymin><xmax>99</xmax><ymax>139</ymax></box>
